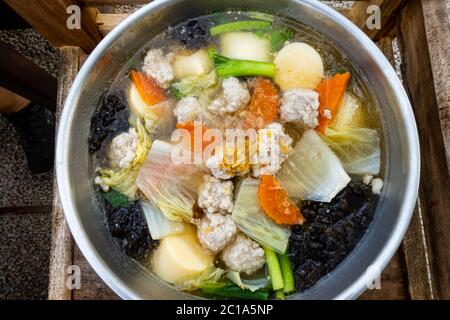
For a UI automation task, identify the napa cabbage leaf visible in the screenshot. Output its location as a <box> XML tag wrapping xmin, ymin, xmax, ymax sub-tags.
<box><xmin>276</xmin><ymin>129</ymin><xmax>350</xmax><ymax>203</ymax></box>
<box><xmin>135</xmin><ymin>140</ymin><xmax>208</xmax><ymax>222</ymax></box>
<box><xmin>98</xmin><ymin>118</ymin><xmax>151</xmax><ymax>199</ymax></box>
<box><xmin>231</xmin><ymin>178</ymin><xmax>291</xmax><ymax>254</ymax></box>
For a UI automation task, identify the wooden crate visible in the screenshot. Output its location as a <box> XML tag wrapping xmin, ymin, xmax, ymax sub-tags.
<box><xmin>7</xmin><ymin>0</ymin><xmax>449</xmax><ymax>300</ymax></box>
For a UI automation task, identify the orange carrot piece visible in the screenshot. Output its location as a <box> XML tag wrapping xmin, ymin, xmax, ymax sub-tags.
<box><xmin>130</xmin><ymin>70</ymin><xmax>165</xmax><ymax>106</ymax></box>
<box><xmin>176</xmin><ymin>122</ymin><xmax>209</xmax><ymax>151</ymax></box>
<box><xmin>258</xmin><ymin>175</ymin><xmax>305</xmax><ymax>225</ymax></box>
<box><xmin>244</xmin><ymin>78</ymin><xmax>279</xmax><ymax>129</ymax></box>
<box><xmin>315</xmin><ymin>72</ymin><xmax>351</xmax><ymax>133</ymax></box>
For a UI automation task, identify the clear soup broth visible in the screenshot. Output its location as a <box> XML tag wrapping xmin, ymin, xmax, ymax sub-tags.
<box><xmin>89</xmin><ymin>11</ymin><xmax>384</xmax><ymax>299</ymax></box>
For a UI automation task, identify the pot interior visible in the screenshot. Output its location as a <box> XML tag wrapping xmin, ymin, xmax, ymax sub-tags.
<box><xmin>58</xmin><ymin>0</ymin><xmax>418</xmax><ymax>299</ymax></box>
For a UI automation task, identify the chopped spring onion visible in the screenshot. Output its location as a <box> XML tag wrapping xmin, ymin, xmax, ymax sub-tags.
<box><xmin>264</xmin><ymin>246</ymin><xmax>284</xmax><ymax>291</ymax></box>
<box><xmin>275</xmin><ymin>290</ymin><xmax>286</xmax><ymax>300</ymax></box>
<box><xmin>210</xmin><ymin>20</ymin><xmax>271</xmax><ymax>36</ymax></box>
<box><xmin>247</xmin><ymin>11</ymin><xmax>275</xmax><ymax>22</ymax></box>
<box><xmin>208</xmin><ymin>48</ymin><xmax>276</xmax><ymax>78</ymax></box>
<box><xmin>278</xmin><ymin>254</ymin><xmax>295</xmax><ymax>293</ymax></box>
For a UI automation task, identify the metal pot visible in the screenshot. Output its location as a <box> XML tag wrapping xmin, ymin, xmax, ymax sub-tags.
<box><xmin>56</xmin><ymin>0</ymin><xmax>420</xmax><ymax>299</ymax></box>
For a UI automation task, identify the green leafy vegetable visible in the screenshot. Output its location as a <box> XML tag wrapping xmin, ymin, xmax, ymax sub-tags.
<box><xmin>102</xmin><ymin>190</ymin><xmax>132</xmax><ymax>208</ymax></box>
<box><xmin>176</xmin><ymin>266</ymin><xmax>225</xmax><ymax>291</ymax></box>
<box><xmin>135</xmin><ymin>140</ymin><xmax>208</xmax><ymax>222</ymax></box>
<box><xmin>210</xmin><ymin>20</ymin><xmax>271</xmax><ymax>36</ymax></box>
<box><xmin>141</xmin><ymin>201</ymin><xmax>188</xmax><ymax>240</ymax></box>
<box><xmin>98</xmin><ymin>118</ymin><xmax>151</xmax><ymax>199</ymax></box>
<box><xmin>208</xmin><ymin>48</ymin><xmax>276</xmax><ymax>78</ymax></box>
<box><xmin>278</xmin><ymin>254</ymin><xmax>295</xmax><ymax>293</ymax></box>
<box><xmin>171</xmin><ymin>71</ymin><xmax>218</xmax><ymax>99</ymax></box>
<box><xmin>231</xmin><ymin>178</ymin><xmax>291</xmax><ymax>254</ymax></box>
<box><xmin>262</xmin><ymin>27</ymin><xmax>295</xmax><ymax>52</ymax></box>
<box><xmin>276</xmin><ymin>129</ymin><xmax>351</xmax><ymax>203</ymax></box>
<box><xmin>226</xmin><ymin>271</ymin><xmax>270</xmax><ymax>292</ymax></box>
<box><xmin>263</xmin><ymin>246</ymin><xmax>284</xmax><ymax>291</ymax></box>
<box><xmin>323</xmin><ymin>127</ymin><xmax>381</xmax><ymax>175</ymax></box>
<box><xmin>201</xmin><ymin>281</ymin><xmax>269</xmax><ymax>300</ymax></box>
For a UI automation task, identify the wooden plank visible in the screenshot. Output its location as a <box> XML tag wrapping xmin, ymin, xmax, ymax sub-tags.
<box><xmin>72</xmin><ymin>246</ymin><xmax>119</xmax><ymax>300</ymax></box>
<box><xmin>48</xmin><ymin>47</ymin><xmax>81</xmax><ymax>300</ymax></box>
<box><xmin>0</xmin><ymin>205</ymin><xmax>52</xmax><ymax>216</ymax></box>
<box><xmin>398</xmin><ymin>0</ymin><xmax>450</xmax><ymax>300</ymax></box>
<box><xmin>420</xmin><ymin>0</ymin><xmax>450</xmax><ymax>173</ymax></box>
<box><xmin>348</xmin><ymin>0</ymin><xmax>409</xmax><ymax>40</ymax></box>
<box><xmin>346</xmin><ymin>0</ymin><xmax>384</xmax><ymax>28</ymax></box>
<box><xmin>80</xmin><ymin>0</ymin><xmax>149</xmax><ymax>5</ymax></box>
<box><xmin>402</xmin><ymin>200</ymin><xmax>436</xmax><ymax>299</ymax></box>
<box><xmin>97</xmin><ymin>13</ymin><xmax>129</xmax><ymax>36</ymax></box>
<box><xmin>0</xmin><ymin>40</ymin><xmax>57</xmax><ymax>111</ymax></box>
<box><xmin>359</xmin><ymin>252</ymin><xmax>409</xmax><ymax>300</ymax></box>
<box><xmin>377</xmin><ymin>37</ymin><xmax>434</xmax><ymax>299</ymax></box>
<box><xmin>5</xmin><ymin>0</ymin><xmax>102</xmax><ymax>53</ymax></box>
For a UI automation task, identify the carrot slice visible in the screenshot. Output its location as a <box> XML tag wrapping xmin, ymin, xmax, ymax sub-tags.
<box><xmin>244</xmin><ymin>78</ymin><xmax>279</xmax><ymax>129</ymax></box>
<box><xmin>258</xmin><ymin>175</ymin><xmax>305</xmax><ymax>225</ymax></box>
<box><xmin>130</xmin><ymin>70</ymin><xmax>165</xmax><ymax>106</ymax></box>
<box><xmin>315</xmin><ymin>72</ymin><xmax>351</xmax><ymax>133</ymax></box>
<box><xmin>176</xmin><ymin>122</ymin><xmax>209</xmax><ymax>151</ymax></box>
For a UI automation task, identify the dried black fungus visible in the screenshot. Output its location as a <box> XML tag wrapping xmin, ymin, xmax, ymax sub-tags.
<box><xmin>168</xmin><ymin>19</ymin><xmax>212</xmax><ymax>49</ymax></box>
<box><xmin>289</xmin><ymin>182</ymin><xmax>378</xmax><ymax>292</ymax></box>
<box><xmin>88</xmin><ymin>93</ymin><xmax>129</xmax><ymax>154</ymax></box>
<box><xmin>106</xmin><ymin>201</ymin><xmax>155</xmax><ymax>259</ymax></box>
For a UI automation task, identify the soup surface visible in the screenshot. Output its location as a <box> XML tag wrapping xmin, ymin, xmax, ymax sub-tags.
<box><xmin>89</xmin><ymin>11</ymin><xmax>384</xmax><ymax>299</ymax></box>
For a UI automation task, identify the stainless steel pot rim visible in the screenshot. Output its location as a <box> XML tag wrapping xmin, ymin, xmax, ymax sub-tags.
<box><xmin>56</xmin><ymin>0</ymin><xmax>420</xmax><ymax>300</ymax></box>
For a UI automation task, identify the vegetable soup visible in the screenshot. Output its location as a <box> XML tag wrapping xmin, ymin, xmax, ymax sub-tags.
<box><xmin>89</xmin><ymin>11</ymin><xmax>384</xmax><ymax>299</ymax></box>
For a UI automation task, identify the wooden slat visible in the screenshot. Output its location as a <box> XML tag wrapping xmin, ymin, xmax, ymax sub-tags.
<box><xmin>402</xmin><ymin>200</ymin><xmax>436</xmax><ymax>299</ymax></box>
<box><xmin>398</xmin><ymin>0</ymin><xmax>450</xmax><ymax>300</ymax></box>
<box><xmin>377</xmin><ymin>36</ymin><xmax>435</xmax><ymax>300</ymax></box>
<box><xmin>97</xmin><ymin>13</ymin><xmax>129</xmax><ymax>36</ymax></box>
<box><xmin>0</xmin><ymin>205</ymin><xmax>53</xmax><ymax>216</ymax></box>
<box><xmin>72</xmin><ymin>246</ymin><xmax>119</xmax><ymax>300</ymax></box>
<box><xmin>48</xmin><ymin>46</ymin><xmax>81</xmax><ymax>300</ymax></box>
<box><xmin>420</xmin><ymin>0</ymin><xmax>450</xmax><ymax>173</ymax></box>
<box><xmin>80</xmin><ymin>0</ymin><xmax>149</xmax><ymax>4</ymax></box>
<box><xmin>348</xmin><ymin>0</ymin><xmax>409</xmax><ymax>40</ymax></box>
<box><xmin>346</xmin><ymin>0</ymin><xmax>384</xmax><ymax>28</ymax></box>
<box><xmin>359</xmin><ymin>252</ymin><xmax>409</xmax><ymax>300</ymax></box>
<box><xmin>5</xmin><ymin>0</ymin><xmax>102</xmax><ymax>53</ymax></box>
<box><xmin>0</xmin><ymin>40</ymin><xmax>57</xmax><ymax>111</ymax></box>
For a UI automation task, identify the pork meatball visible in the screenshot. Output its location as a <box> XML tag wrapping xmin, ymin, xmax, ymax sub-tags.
<box><xmin>173</xmin><ymin>96</ymin><xmax>201</xmax><ymax>123</ymax></box>
<box><xmin>196</xmin><ymin>213</ymin><xmax>237</xmax><ymax>253</ymax></box>
<box><xmin>221</xmin><ymin>233</ymin><xmax>265</xmax><ymax>275</ymax></box>
<box><xmin>280</xmin><ymin>88</ymin><xmax>319</xmax><ymax>128</ymax></box>
<box><xmin>208</xmin><ymin>77</ymin><xmax>250</xmax><ymax>115</ymax></box>
<box><xmin>142</xmin><ymin>49</ymin><xmax>174</xmax><ymax>88</ymax></box>
<box><xmin>198</xmin><ymin>175</ymin><xmax>234</xmax><ymax>214</ymax></box>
